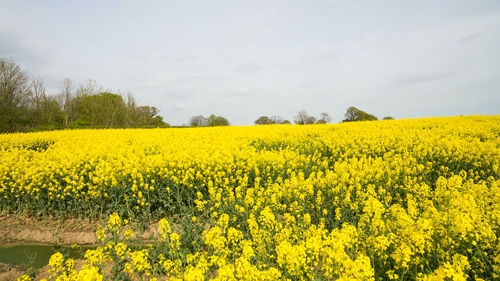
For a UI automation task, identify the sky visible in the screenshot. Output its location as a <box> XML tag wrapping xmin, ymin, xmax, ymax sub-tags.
<box><xmin>1</xmin><ymin>0</ymin><xmax>499</xmax><ymax>125</ymax></box>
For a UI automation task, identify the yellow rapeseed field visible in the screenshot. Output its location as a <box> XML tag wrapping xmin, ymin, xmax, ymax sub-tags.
<box><xmin>3</xmin><ymin>116</ymin><xmax>499</xmax><ymax>281</ymax></box>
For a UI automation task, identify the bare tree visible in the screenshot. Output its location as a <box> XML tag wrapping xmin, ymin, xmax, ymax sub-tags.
<box><xmin>190</xmin><ymin>115</ymin><xmax>207</xmax><ymax>127</ymax></box>
<box><xmin>306</xmin><ymin>116</ymin><xmax>316</xmax><ymax>124</ymax></box>
<box><xmin>76</xmin><ymin>79</ymin><xmax>101</xmax><ymax>96</ymax></box>
<box><xmin>0</xmin><ymin>58</ymin><xmax>31</xmax><ymax>132</ymax></box>
<box><xmin>29</xmin><ymin>76</ymin><xmax>47</xmax><ymax>126</ymax></box>
<box><xmin>294</xmin><ymin>110</ymin><xmax>315</xmax><ymax>125</ymax></box>
<box><xmin>30</xmin><ymin>76</ymin><xmax>46</xmax><ymax>103</ymax></box>
<box><xmin>316</xmin><ymin>112</ymin><xmax>331</xmax><ymax>124</ymax></box>
<box><xmin>59</xmin><ymin>78</ymin><xmax>74</xmax><ymax>127</ymax></box>
<box><xmin>294</xmin><ymin>110</ymin><xmax>308</xmax><ymax>125</ymax></box>
<box><xmin>270</xmin><ymin>115</ymin><xmax>284</xmax><ymax>124</ymax></box>
<box><xmin>125</xmin><ymin>91</ymin><xmax>137</xmax><ymax>126</ymax></box>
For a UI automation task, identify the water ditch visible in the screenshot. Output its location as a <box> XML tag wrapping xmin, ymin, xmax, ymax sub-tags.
<box><xmin>0</xmin><ymin>244</ymin><xmax>93</xmax><ymax>269</ymax></box>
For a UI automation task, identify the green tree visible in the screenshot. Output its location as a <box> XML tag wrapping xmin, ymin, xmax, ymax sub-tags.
<box><xmin>343</xmin><ymin>107</ymin><xmax>378</xmax><ymax>122</ymax></box>
<box><xmin>97</xmin><ymin>92</ymin><xmax>127</xmax><ymax>127</ymax></box>
<box><xmin>72</xmin><ymin>92</ymin><xmax>128</xmax><ymax>127</ymax></box>
<box><xmin>255</xmin><ymin>116</ymin><xmax>272</xmax><ymax>125</ymax></box>
<box><xmin>1</xmin><ymin>58</ymin><xmax>167</xmax><ymax>131</ymax></box>
<box><xmin>39</xmin><ymin>96</ymin><xmax>64</xmax><ymax>127</ymax></box>
<box><xmin>207</xmin><ymin>114</ymin><xmax>229</xmax><ymax>126</ymax></box>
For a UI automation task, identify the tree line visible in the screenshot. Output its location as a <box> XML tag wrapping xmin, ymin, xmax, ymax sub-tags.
<box><xmin>2</xmin><ymin>57</ymin><xmax>395</xmax><ymax>133</ymax></box>
<box><xmin>254</xmin><ymin>107</ymin><xmax>394</xmax><ymax>125</ymax></box>
<box><xmin>186</xmin><ymin>107</ymin><xmax>393</xmax><ymax>128</ymax></box>
<box><xmin>189</xmin><ymin>114</ymin><xmax>230</xmax><ymax>127</ymax></box>
<box><xmin>0</xmin><ymin>58</ymin><xmax>167</xmax><ymax>133</ymax></box>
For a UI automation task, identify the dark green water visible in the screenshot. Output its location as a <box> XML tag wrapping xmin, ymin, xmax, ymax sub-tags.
<box><xmin>0</xmin><ymin>244</ymin><xmax>93</xmax><ymax>268</ymax></box>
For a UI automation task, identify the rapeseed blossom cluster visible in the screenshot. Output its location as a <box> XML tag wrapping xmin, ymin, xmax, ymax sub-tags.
<box><xmin>6</xmin><ymin>116</ymin><xmax>499</xmax><ymax>280</ymax></box>
<box><xmin>16</xmin><ymin>251</ymin><xmax>103</xmax><ymax>281</ymax></box>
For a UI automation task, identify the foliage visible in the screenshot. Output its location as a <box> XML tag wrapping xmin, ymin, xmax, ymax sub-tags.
<box><xmin>207</xmin><ymin>114</ymin><xmax>230</xmax><ymax>126</ymax></box>
<box><xmin>254</xmin><ymin>116</ymin><xmax>273</xmax><ymax>125</ymax></box>
<box><xmin>255</xmin><ymin>115</ymin><xmax>288</xmax><ymax>125</ymax></box>
<box><xmin>0</xmin><ymin>58</ymin><xmax>167</xmax><ymax>132</ymax></box>
<box><xmin>3</xmin><ymin>116</ymin><xmax>500</xmax><ymax>280</ymax></box>
<box><xmin>343</xmin><ymin>106</ymin><xmax>378</xmax><ymax>122</ymax></box>
<box><xmin>189</xmin><ymin>114</ymin><xmax>230</xmax><ymax>127</ymax></box>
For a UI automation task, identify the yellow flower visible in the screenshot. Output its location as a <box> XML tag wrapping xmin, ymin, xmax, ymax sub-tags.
<box><xmin>159</xmin><ymin>218</ymin><xmax>171</xmax><ymax>241</ymax></box>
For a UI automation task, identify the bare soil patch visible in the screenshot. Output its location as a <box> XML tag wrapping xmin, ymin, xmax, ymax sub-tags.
<box><xmin>0</xmin><ymin>214</ymin><xmax>170</xmax><ymax>246</ymax></box>
<box><xmin>0</xmin><ymin>263</ymin><xmax>26</xmax><ymax>281</ymax></box>
<box><xmin>0</xmin><ymin>215</ymin><xmax>99</xmax><ymax>246</ymax></box>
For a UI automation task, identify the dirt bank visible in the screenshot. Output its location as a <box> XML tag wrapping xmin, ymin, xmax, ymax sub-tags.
<box><xmin>0</xmin><ymin>263</ymin><xmax>26</xmax><ymax>281</ymax></box>
<box><xmin>0</xmin><ymin>214</ymin><xmax>168</xmax><ymax>247</ymax></box>
<box><xmin>0</xmin><ymin>215</ymin><xmax>99</xmax><ymax>246</ymax></box>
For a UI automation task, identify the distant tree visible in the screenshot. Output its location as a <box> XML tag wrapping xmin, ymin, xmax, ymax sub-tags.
<box><xmin>138</xmin><ymin>106</ymin><xmax>166</xmax><ymax>127</ymax></box>
<box><xmin>306</xmin><ymin>116</ymin><xmax>316</xmax><ymax>124</ymax></box>
<box><xmin>98</xmin><ymin>92</ymin><xmax>127</xmax><ymax>127</ymax></box>
<box><xmin>191</xmin><ymin>114</ymin><xmax>229</xmax><ymax>127</ymax></box>
<box><xmin>70</xmin><ymin>92</ymin><xmax>167</xmax><ymax>128</ymax></box>
<box><xmin>0</xmin><ymin>58</ymin><xmax>31</xmax><ymax>132</ymax></box>
<box><xmin>137</xmin><ymin>106</ymin><xmax>160</xmax><ymax>126</ymax></box>
<box><xmin>124</xmin><ymin>91</ymin><xmax>138</xmax><ymax>126</ymax></box>
<box><xmin>382</xmin><ymin>116</ymin><xmax>395</xmax><ymax>120</ymax></box>
<box><xmin>255</xmin><ymin>116</ymin><xmax>272</xmax><ymax>125</ymax></box>
<box><xmin>294</xmin><ymin>111</ymin><xmax>307</xmax><ymax>125</ymax></box>
<box><xmin>39</xmin><ymin>96</ymin><xmax>64</xmax><ymax>126</ymax></box>
<box><xmin>28</xmin><ymin>76</ymin><xmax>47</xmax><ymax>127</ymax></box>
<box><xmin>1</xmin><ymin>58</ymin><xmax>166</xmax><ymax>131</ymax></box>
<box><xmin>361</xmin><ymin>111</ymin><xmax>378</xmax><ymax>121</ymax></box>
<box><xmin>256</xmin><ymin>115</ymin><xmax>288</xmax><ymax>125</ymax></box>
<box><xmin>76</xmin><ymin>79</ymin><xmax>101</xmax><ymax>96</ymax></box>
<box><xmin>343</xmin><ymin>107</ymin><xmax>378</xmax><ymax>122</ymax></box>
<box><xmin>151</xmin><ymin>115</ymin><xmax>167</xmax><ymax>127</ymax></box>
<box><xmin>207</xmin><ymin>114</ymin><xmax>217</xmax><ymax>126</ymax></box>
<box><xmin>294</xmin><ymin>110</ymin><xmax>316</xmax><ymax>125</ymax></box>
<box><xmin>58</xmin><ymin>78</ymin><xmax>75</xmax><ymax>127</ymax></box>
<box><xmin>343</xmin><ymin>107</ymin><xmax>358</xmax><ymax>122</ymax></box>
<box><xmin>282</xmin><ymin>120</ymin><xmax>291</xmax><ymax>125</ymax></box>
<box><xmin>72</xmin><ymin>80</ymin><xmax>103</xmax><ymax>127</ymax></box>
<box><xmin>190</xmin><ymin>115</ymin><xmax>208</xmax><ymax>127</ymax></box>
<box><xmin>27</xmin><ymin>78</ymin><xmax>64</xmax><ymax>128</ymax></box>
<box><xmin>270</xmin><ymin>115</ymin><xmax>284</xmax><ymax>124</ymax></box>
<box><xmin>316</xmin><ymin>112</ymin><xmax>332</xmax><ymax>124</ymax></box>
<box><xmin>216</xmin><ymin>116</ymin><xmax>229</xmax><ymax>126</ymax></box>
<box><xmin>207</xmin><ymin>114</ymin><xmax>229</xmax><ymax>126</ymax></box>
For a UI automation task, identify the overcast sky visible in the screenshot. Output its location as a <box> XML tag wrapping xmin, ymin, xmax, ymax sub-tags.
<box><xmin>1</xmin><ymin>0</ymin><xmax>499</xmax><ymax>125</ymax></box>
